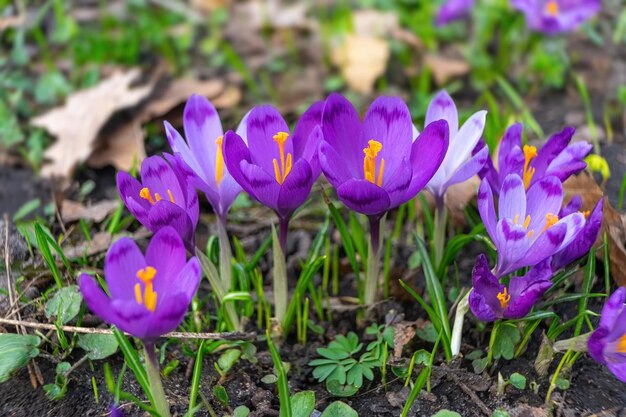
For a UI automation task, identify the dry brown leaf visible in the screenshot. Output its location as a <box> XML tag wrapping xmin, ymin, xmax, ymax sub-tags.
<box><xmin>33</xmin><ymin>69</ymin><xmax>154</xmax><ymax>178</ymax></box>
<box><xmin>61</xmin><ymin>199</ymin><xmax>119</xmax><ymax>223</ymax></box>
<box><xmin>331</xmin><ymin>34</ymin><xmax>389</xmax><ymax>94</ymax></box>
<box><xmin>423</xmin><ymin>54</ymin><xmax>470</xmax><ymax>85</ymax></box>
<box><xmin>63</xmin><ymin>228</ymin><xmax>151</xmax><ymax>259</ymax></box>
<box><xmin>211</xmin><ymin>84</ymin><xmax>242</xmax><ymax>109</ymax></box>
<box><xmin>563</xmin><ymin>173</ymin><xmax>626</xmax><ymax>286</ymax></box>
<box><xmin>87</xmin><ymin>122</ymin><xmax>145</xmax><ymax>172</ymax></box>
<box><xmin>393</xmin><ymin>322</ymin><xmax>416</xmax><ymax>359</ymax></box>
<box><xmin>353</xmin><ymin>9</ymin><xmax>399</xmax><ymax>38</ymax></box>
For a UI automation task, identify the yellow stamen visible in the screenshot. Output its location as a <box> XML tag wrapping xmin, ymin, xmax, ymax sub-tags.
<box><xmin>545</xmin><ymin>0</ymin><xmax>559</xmax><ymax>16</ymax></box>
<box><xmin>616</xmin><ymin>334</ymin><xmax>626</xmax><ymax>353</ymax></box>
<box><xmin>272</xmin><ymin>131</ymin><xmax>293</xmax><ymax>184</ymax></box>
<box><xmin>155</xmin><ymin>193</ymin><xmax>162</xmax><ymax>202</ymax></box>
<box><xmin>523</xmin><ymin>214</ymin><xmax>531</xmax><ymax>229</ymax></box>
<box><xmin>140</xmin><ymin>187</ymin><xmax>155</xmax><ymax>204</ymax></box>
<box><xmin>497</xmin><ymin>287</ymin><xmax>511</xmax><ymax>309</ymax></box>
<box><xmin>523</xmin><ymin>145</ymin><xmax>538</xmax><ymax>190</ymax></box>
<box><xmin>167</xmin><ymin>189</ymin><xmax>175</xmax><ymax>203</ymax></box>
<box><xmin>215</xmin><ymin>135</ymin><xmax>224</xmax><ymax>187</ymax></box>
<box><xmin>582</xmin><ymin>210</ymin><xmax>590</xmax><ymax>219</ymax></box>
<box><xmin>136</xmin><ymin>266</ymin><xmax>158</xmax><ymax>312</ymax></box>
<box><xmin>545</xmin><ymin>213</ymin><xmax>559</xmax><ymax>230</ymax></box>
<box><xmin>363</xmin><ymin>140</ymin><xmax>384</xmax><ymax>186</ymax></box>
<box><xmin>513</xmin><ymin>214</ymin><xmax>520</xmax><ymax>225</ymax></box>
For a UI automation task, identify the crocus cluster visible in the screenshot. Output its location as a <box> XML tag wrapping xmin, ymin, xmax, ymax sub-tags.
<box><xmin>589</xmin><ymin>287</ymin><xmax>626</xmax><ymax>382</ymax></box>
<box><xmin>469</xmin><ymin>125</ymin><xmax>602</xmax><ymax>322</ymax></box>
<box><xmin>436</xmin><ymin>0</ymin><xmax>600</xmax><ymax>34</ymax></box>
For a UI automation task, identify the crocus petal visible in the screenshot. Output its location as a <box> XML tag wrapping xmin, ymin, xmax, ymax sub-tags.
<box><xmin>239</xmin><ymin>160</ymin><xmax>281</xmax><ymax>210</ymax></box>
<box><xmin>560</xmin><ymin>195</ymin><xmax>583</xmax><ymax>217</ymax></box>
<box><xmin>468</xmin><ymin>254</ymin><xmax>503</xmax><ymax>322</ymax></box>
<box><xmin>531</xmin><ymin>127</ymin><xmax>574</xmax><ymax>176</ymax></box>
<box><xmin>607</xmin><ymin>362</ymin><xmax>626</xmax><ymax>383</ymax></box>
<box><xmin>477</xmin><ymin>179</ymin><xmax>497</xmax><ymax>241</ymax></box>
<box><xmin>79</xmin><ymin>274</ymin><xmax>121</xmax><ymax>325</ymax></box>
<box><xmin>302</xmin><ymin>126</ymin><xmax>323</xmax><ymax>180</ymax></box>
<box><xmin>494</xmin><ymin>219</ymin><xmax>530</xmax><ymax>276</ymax></box>
<box><xmin>164</xmin><ymin>121</ymin><xmax>205</xmax><ymax>181</ymax></box>
<box><xmin>144</xmin><ymin>292</ymin><xmax>191</xmax><ymax>339</ymax></box>
<box><xmin>117</xmin><ymin>172</ymin><xmax>150</xmax><ymax>222</ymax></box>
<box><xmin>599</xmin><ymin>287</ymin><xmax>626</xmax><ymax>332</ymax></box>
<box><xmin>553</xmin><ymin>212</ymin><xmax>586</xmax><ymax>252</ymax></box>
<box><xmin>406</xmin><ymin>119</ymin><xmax>450</xmax><ymax>198</ymax></box>
<box><xmin>140</xmin><ymin>156</ymin><xmax>186</xmax><ymax>207</ymax></box>
<box><xmin>425</xmin><ymin>90</ymin><xmax>459</xmax><ymax>139</ymax></box>
<box><xmin>319</xmin><ymin>140</ymin><xmax>354</xmax><ymax>187</ymax></box>
<box><xmin>223</xmin><ymin>131</ymin><xmax>254</xmax><ymax>194</ymax></box>
<box><xmin>520</xmin><ymin>222</ymin><xmax>567</xmax><ymax>269</ymax></box>
<box><xmin>442</xmin><ymin>145</ymin><xmax>489</xmax><ymax>190</ymax></box>
<box><xmin>163</xmin><ymin>153</ymin><xmax>200</xmax><ymax>228</ymax></box>
<box><xmin>293</xmin><ymin>101</ymin><xmax>324</xmax><ymax>164</ymax></box>
<box><xmin>436</xmin><ymin>0</ymin><xmax>475</xmax><ymax>25</ymax></box>
<box><xmin>336</xmin><ymin>179</ymin><xmax>391</xmax><ymax>216</ymax></box>
<box><xmin>182</xmin><ymin>95</ymin><xmax>224</xmax><ymax>184</ymax></box>
<box><xmin>145</xmin><ymin>227</ymin><xmax>188</xmax><ymax>295</ymax></box>
<box><xmin>588</xmin><ymin>326</ymin><xmax>609</xmax><ymax>364</ymax></box>
<box><xmin>245</xmin><ymin>105</ymin><xmax>291</xmax><ymax>175</ymax></box>
<box><xmin>215</xmin><ymin>174</ymin><xmax>244</xmax><ymax>218</ymax></box>
<box><xmin>321</xmin><ymin>93</ymin><xmax>364</xmax><ymax>175</ymax></box>
<box><xmin>445</xmin><ymin>110</ymin><xmax>487</xmax><ymax>173</ymax></box>
<box><xmin>176</xmin><ymin>257</ymin><xmax>202</xmax><ymax>301</ymax></box>
<box><xmin>545</xmin><ymin>142</ymin><xmax>592</xmax><ymax>181</ymax></box>
<box><xmin>382</xmin><ymin>158</ymin><xmax>413</xmax><ymax>209</ymax></box>
<box><xmin>104</xmin><ymin>238</ymin><xmax>146</xmax><ymax>301</ymax></box>
<box><xmin>361</xmin><ymin>96</ymin><xmax>413</xmax><ymax>177</ymax></box>
<box><xmin>525</xmin><ymin>176</ymin><xmax>563</xmax><ymax>233</ymax></box>
<box><xmin>498</xmin><ymin>174</ymin><xmax>526</xmax><ymax>221</ymax></box>
<box><xmin>147</xmin><ymin>202</ymin><xmax>195</xmax><ymax>252</ymax></box>
<box><xmin>504</xmin><ymin>260</ymin><xmax>552</xmax><ymax>319</ymax></box>
<box><xmin>276</xmin><ymin>159</ymin><xmax>313</xmax><ymax>218</ymax></box>
<box><xmin>498</xmin><ymin>123</ymin><xmax>523</xmax><ymax>168</ymax></box>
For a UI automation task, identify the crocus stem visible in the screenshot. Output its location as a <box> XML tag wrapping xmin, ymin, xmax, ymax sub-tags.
<box><xmin>273</xmin><ymin>219</ymin><xmax>290</xmax><ymax>324</ymax></box>
<box><xmin>144</xmin><ymin>343</ymin><xmax>171</xmax><ymax>417</ymax></box>
<box><xmin>433</xmin><ymin>196</ymin><xmax>447</xmax><ymax>271</ymax></box>
<box><xmin>450</xmin><ymin>291</ymin><xmax>470</xmax><ymax>357</ymax></box>
<box><xmin>216</xmin><ymin>217</ymin><xmax>240</xmax><ymax>331</ymax></box>
<box><xmin>364</xmin><ymin>216</ymin><xmax>383</xmax><ymax>305</ymax></box>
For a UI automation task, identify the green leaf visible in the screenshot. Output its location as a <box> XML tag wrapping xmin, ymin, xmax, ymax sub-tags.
<box><xmin>555</xmin><ymin>377</ymin><xmax>570</xmax><ymax>390</ymax></box>
<box><xmin>77</xmin><ymin>334</ymin><xmax>118</xmax><ymax>360</ymax></box>
<box><xmin>0</xmin><ymin>99</ymin><xmax>24</xmax><ymax>147</ymax></box>
<box><xmin>432</xmin><ymin>411</ymin><xmax>462</xmax><ymax>417</ymax></box>
<box><xmin>325</xmin><ymin>380</ymin><xmax>359</xmax><ymax>397</ymax></box>
<box><xmin>261</xmin><ymin>374</ymin><xmax>278</xmax><ymax>384</ymax></box>
<box><xmin>0</xmin><ymin>334</ymin><xmax>40</xmax><ymax>382</ymax></box>
<box><xmin>34</xmin><ymin>72</ymin><xmax>71</xmax><ymax>104</ymax></box>
<box><xmin>492</xmin><ymin>323</ymin><xmax>521</xmax><ymax>360</ymax></box>
<box><xmin>415</xmin><ymin>322</ymin><xmax>438</xmax><ymax>343</ymax></box>
<box><xmin>217</xmin><ymin>349</ymin><xmax>241</xmax><ymax>374</ymax></box>
<box><xmin>233</xmin><ymin>405</ymin><xmax>251</xmax><ymax>417</ymax></box>
<box><xmin>492</xmin><ymin>409</ymin><xmax>511</xmax><ymax>417</ymax></box>
<box><xmin>317</xmin><ymin>347</ymin><xmax>350</xmax><ymax>360</ymax></box>
<box><xmin>320</xmin><ymin>401</ymin><xmax>358</xmax><ymax>417</ymax></box>
<box><xmin>509</xmin><ymin>372</ymin><xmax>526</xmax><ymax>390</ymax></box>
<box><xmin>213</xmin><ymin>385</ymin><xmax>229</xmax><ymax>407</ymax></box>
<box><xmin>291</xmin><ymin>390</ymin><xmax>315</xmax><ymax>417</ymax></box>
<box><xmin>45</xmin><ymin>285</ymin><xmax>82</xmax><ymax>324</ymax></box>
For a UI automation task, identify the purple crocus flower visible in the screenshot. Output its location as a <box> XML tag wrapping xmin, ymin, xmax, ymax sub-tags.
<box><xmin>469</xmin><ymin>254</ymin><xmax>552</xmax><ymax>321</ymax></box>
<box><xmin>164</xmin><ymin>94</ymin><xmax>246</xmax><ymax>220</ymax></box>
<box><xmin>478</xmin><ymin>124</ymin><xmax>592</xmax><ymax>195</ymax></box>
<box><xmin>78</xmin><ymin>227</ymin><xmax>201</xmax><ymax>342</ymax></box>
<box><xmin>222</xmin><ymin>102</ymin><xmax>323</xmax><ymax>246</ymax></box>
<box><xmin>318</xmin><ymin>93</ymin><xmax>449</xmax><ymax>218</ymax></box>
<box><xmin>510</xmin><ymin>0</ymin><xmax>600</xmax><ymax>35</ymax></box>
<box><xmin>588</xmin><ymin>287</ymin><xmax>626</xmax><ymax>382</ymax></box>
<box><xmin>552</xmin><ymin>195</ymin><xmax>603</xmax><ymax>270</ymax></box>
<box><xmin>117</xmin><ymin>154</ymin><xmax>199</xmax><ymax>251</ymax></box>
<box><xmin>436</xmin><ymin>0</ymin><xmax>475</xmax><ymax>25</ymax></box>
<box><xmin>424</xmin><ymin>90</ymin><xmax>489</xmax><ymax>205</ymax></box>
<box><xmin>478</xmin><ymin>173</ymin><xmax>585</xmax><ymax>277</ymax></box>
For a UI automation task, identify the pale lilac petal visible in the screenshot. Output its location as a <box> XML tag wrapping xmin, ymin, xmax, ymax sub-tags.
<box><xmin>477</xmin><ymin>179</ymin><xmax>497</xmax><ymax>240</ymax></box>
<box><xmin>425</xmin><ymin>90</ymin><xmax>458</xmax><ymax>139</ymax></box>
<box><xmin>525</xmin><ymin>176</ymin><xmax>563</xmax><ymax>233</ymax></box>
<box><xmin>521</xmin><ymin>222</ymin><xmax>567</xmax><ymax>268</ymax></box>
<box><xmin>442</xmin><ymin>145</ymin><xmax>489</xmax><ymax>190</ymax></box>
<box><xmin>494</xmin><ymin>219</ymin><xmax>530</xmax><ymax>276</ymax></box>
<box><xmin>498</xmin><ymin>174</ymin><xmax>526</xmax><ymax>221</ymax></box>
<box><xmin>445</xmin><ymin>110</ymin><xmax>486</xmax><ymax>172</ymax></box>
<box><xmin>164</xmin><ymin>121</ymin><xmax>206</xmax><ymax>182</ymax></box>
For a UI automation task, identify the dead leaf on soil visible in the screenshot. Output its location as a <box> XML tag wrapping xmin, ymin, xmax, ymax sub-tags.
<box><xmin>63</xmin><ymin>228</ymin><xmax>151</xmax><ymax>259</ymax></box>
<box><xmin>86</xmin><ymin>122</ymin><xmax>145</xmax><ymax>172</ymax></box>
<box><xmin>331</xmin><ymin>34</ymin><xmax>390</xmax><ymax>94</ymax></box>
<box><xmin>423</xmin><ymin>53</ymin><xmax>470</xmax><ymax>85</ymax></box>
<box><xmin>33</xmin><ymin>69</ymin><xmax>154</xmax><ymax>179</ymax></box>
<box><xmin>392</xmin><ymin>322</ymin><xmax>416</xmax><ymax>359</ymax></box>
<box><xmin>61</xmin><ymin>199</ymin><xmax>119</xmax><ymax>223</ymax></box>
<box><xmin>563</xmin><ymin>172</ymin><xmax>626</xmax><ymax>286</ymax></box>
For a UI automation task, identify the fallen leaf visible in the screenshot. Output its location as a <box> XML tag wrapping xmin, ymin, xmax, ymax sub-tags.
<box><xmin>86</xmin><ymin>122</ymin><xmax>145</xmax><ymax>172</ymax></box>
<box><xmin>61</xmin><ymin>199</ymin><xmax>119</xmax><ymax>223</ymax></box>
<box><xmin>423</xmin><ymin>53</ymin><xmax>470</xmax><ymax>85</ymax></box>
<box><xmin>563</xmin><ymin>173</ymin><xmax>626</xmax><ymax>286</ymax></box>
<box><xmin>211</xmin><ymin>84</ymin><xmax>242</xmax><ymax>109</ymax></box>
<box><xmin>331</xmin><ymin>34</ymin><xmax>389</xmax><ymax>94</ymax></box>
<box><xmin>352</xmin><ymin>9</ymin><xmax>399</xmax><ymax>38</ymax></box>
<box><xmin>33</xmin><ymin>69</ymin><xmax>154</xmax><ymax>178</ymax></box>
<box><xmin>63</xmin><ymin>228</ymin><xmax>151</xmax><ymax>259</ymax></box>
<box><xmin>393</xmin><ymin>322</ymin><xmax>416</xmax><ymax>359</ymax></box>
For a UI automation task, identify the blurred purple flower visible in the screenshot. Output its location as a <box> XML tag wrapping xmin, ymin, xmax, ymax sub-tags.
<box><xmin>552</xmin><ymin>196</ymin><xmax>603</xmax><ymax>269</ymax></box>
<box><xmin>318</xmin><ymin>93</ymin><xmax>449</xmax><ymax>218</ymax></box>
<box><xmin>424</xmin><ymin>90</ymin><xmax>489</xmax><ymax>204</ymax></box>
<box><xmin>79</xmin><ymin>227</ymin><xmax>201</xmax><ymax>342</ymax></box>
<box><xmin>469</xmin><ymin>254</ymin><xmax>552</xmax><ymax>321</ymax></box>
<box><xmin>221</xmin><ymin>102</ymin><xmax>323</xmax><ymax>224</ymax></box>
<box><xmin>478</xmin><ymin>173</ymin><xmax>585</xmax><ymax>277</ymax></box>
<box><xmin>110</xmin><ymin>404</ymin><xmax>124</xmax><ymax>417</ymax></box>
<box><xmin>117</xmin><ymin>154</ymin><xmax>199</xmax><ymax>251</ymax></box>
<box><xmin>436</xmin><ymin>0</ymin><xmax>475</xmax><ymax>25</ymax></box>
<box><xmin>588</xmin><ymin>287</ymin><xmax>626</xmax><ymax>382</ymax></box>
<box><xmin>164</xmin><ymin>94</ymin><xmax>246</xmax><ymax>219</ymax></box>
<box><xmin>510</xmin><ymin>0</ymin><xmax>601</xmax><ymax>35</ymax></box>
<box><xmin>478</xmin><ymin>124</ymin><xmax>592</xmax><ymax>195</ymax></box>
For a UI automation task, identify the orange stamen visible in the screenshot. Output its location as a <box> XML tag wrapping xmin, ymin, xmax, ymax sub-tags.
<box><xmin>497</xmin><ymin>287</ymin><xmax>511</xmax><ymax>309</ymax></box>
<box><xmin>616</xmin><ymin>334</ymin><xmax>626</xmax><ymax>353</ymax></box>
<box><xmin>140</xmin><ymin>187</ymin><xmax>155</xmax><ymax>204</ymax></box>
<box><xmin>523</xmin><ymin>145</ymin><xmax>538</xmax><ymax>189</ymax></box>
<box><xmin>135</xmin><ymin>266</ymin><xmax>158</xmax><ymax>312</ymax></box>
<box><xmin>215</xmin><ymin>135</ymin><xmax>224</xmax><ymax>187</ymax></box>
<box><xmin>272</xmin><ymin>132</ymin><xmax>292</xmax><ymax>184</ymax></box>
<box><xmin>545</xmin><ymin>0</ymin><xmax>559</xmax><ymax>16</ymax></box>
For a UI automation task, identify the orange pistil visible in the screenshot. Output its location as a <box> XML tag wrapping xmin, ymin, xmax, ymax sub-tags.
<box><xmin>497</xmin><ymin>287</ymin><xmax>511</xmax><ymax>309</ymax></box>
<box><xmin>135</xmin><ymin>266</ymin><xmax>158</xmax><ymax>312</ymax></box>
<box><xmin>522</xmin><ymin>145</ymin><xmax>538</xmax><ymax>189</ymax></box>
<box><xmin>215</xmin><ymin>135</ymin><xmax>225</xmax><ymax>187</ymax></box>
<box><xmin>545</xmin><ymin>0</ymin><xmax>559</xmax><ymax>17</ymax></box>
<box><xmin>272</xmin><ymin>131</ymin><xmax>293</xmax><ymax>184</ymax></box>
<box><xmin>140</xmin><ymin>187</ymin><xmax>175</xmax><ymax>205</ymax></box>
<box><xmin>582</xmin><ymin>210</ymin><xmax>590</xmax><ymax>219</ymax></box>
<box><xmin>363</xmin><ymin>140</ymin><xmax>384</xmax><ymax>187</ymax></box>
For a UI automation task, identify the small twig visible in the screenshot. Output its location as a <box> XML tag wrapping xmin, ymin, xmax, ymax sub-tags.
<box><xmin>448</xmin><ymin>372</ymin><xmax>492</xmax><ymax>416</ymax></box>
<box><xmin>0</xmin><ymin>317</ymin><xmax>256</xmax><ymax>340</ymax></box>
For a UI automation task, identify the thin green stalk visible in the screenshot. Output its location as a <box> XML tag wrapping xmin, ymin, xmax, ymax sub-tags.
<box><xmin>187</xmin><ymin>341</ymin><xmax>205</xmax><ymax>416</ymax></box>
<box><xmin>433</xmin><ymin>198</ymin><xmax>447</xmax><ymax>270</ymax></box>
<box><xmin>487</xmin><ymin>320</ymin><xmax>500</xmax><ymax>365</ymax></box>
<box><xmin>546</xmin><ymin>349</ymin><xmax>572</xmax><ymax>403</ymax></box>
<box><xmin>144</xmin><ymin>344</ymin><xmax>171</xmax><ymax>417</ymax></box>
<box><xmin>217</xmin><ymin>216</ymin><xmax>233</xmax><ymax>294</ymax></box>
<box><xmin>272</xmin><ymin>224</ymin><xmax>288</xmax><ymax>323</ymax></box>
<box><xmin>364</xmin><ymin>216</ymin><xmax>383</xmax><ymax>305</ymax></box>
